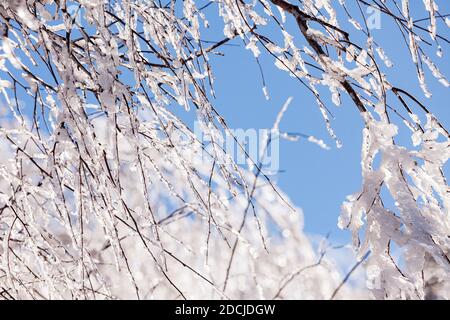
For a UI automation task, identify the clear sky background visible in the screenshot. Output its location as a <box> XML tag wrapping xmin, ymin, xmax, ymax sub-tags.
<box><xmin>177</xmin><ymin>1</ymin><xmax>450</xmax><ymax>245</ymax></box>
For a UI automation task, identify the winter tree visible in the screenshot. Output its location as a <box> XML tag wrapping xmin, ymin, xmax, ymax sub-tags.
<box><xmin>0</xmin><ymin>0</ymin><xmax>448</xmax><ymax>300</ymax></box>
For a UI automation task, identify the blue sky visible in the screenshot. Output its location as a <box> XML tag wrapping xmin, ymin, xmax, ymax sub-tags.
<box><xmin>184</xmin><ymin>1</ymin><xmax>450</xmax><ymax>245</ymax></box>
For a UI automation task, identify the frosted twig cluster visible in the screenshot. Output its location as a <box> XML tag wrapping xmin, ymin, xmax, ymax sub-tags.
<box><xmin>0</xmin><ymin>0</ymin><xmax>448</xmax><ymax>299</ymax></box>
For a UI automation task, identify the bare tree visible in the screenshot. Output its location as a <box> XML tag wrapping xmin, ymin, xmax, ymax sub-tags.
<box><xmin>0</xmin><ymin>0</ymin><xmax>448</xmax><ymax>299</ymax></box>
